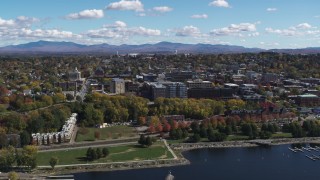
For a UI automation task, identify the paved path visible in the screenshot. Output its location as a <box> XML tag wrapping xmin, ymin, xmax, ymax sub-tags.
<box><xmin>163</xmin><ymin>139</ymin><xmax>178</xmax><ymax>159</ymax></box>
<box><xmin>38</xmin><ymin>159</ymin><xmax>160</xmax><ymax>168</ymax></box>
<box><xmin>39</xmin><ymin>141</ymin><xmax>137</xmax><ymax>152</ymax></box>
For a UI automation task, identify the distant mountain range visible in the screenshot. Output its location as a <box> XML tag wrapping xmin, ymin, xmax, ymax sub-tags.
<box><xmin>0</xmin><ymin>40</ymin><xmax>319</xmax><ymax>54</ymax></box>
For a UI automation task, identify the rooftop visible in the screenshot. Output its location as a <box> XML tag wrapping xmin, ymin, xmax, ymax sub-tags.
<box><xmin>298</xmin><ymin>94</ymin><xmax>318</xmax><ymax>98</ymax></box>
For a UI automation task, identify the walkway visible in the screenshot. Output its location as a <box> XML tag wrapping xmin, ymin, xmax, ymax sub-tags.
<box><xmin>163</xmin><ymin>139</ymin><xmax>178</xmax><ymax>159</ymax></box>
<box><xmin>39</xmin><ymin>141</ymin><xmax>137</xmax><ymax>152</ymax></box>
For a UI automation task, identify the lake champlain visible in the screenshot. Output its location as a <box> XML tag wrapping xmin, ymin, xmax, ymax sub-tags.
<box><xmin>74</xmin><ymin>144</ymin><xmax>320</xmax><ymax>180</ymax></box>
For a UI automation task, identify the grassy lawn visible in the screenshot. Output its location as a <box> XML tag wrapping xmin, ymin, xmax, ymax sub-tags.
<box><xmin>271</xmin><ymin>133</ymin><xmax>292</xmax><ymax>139</ymax></box>
<box><xmin>226</xmin><ymin>135</ymin><xmax>249</xmax><ymax>141</ymax></box>
<box><xmin>166</xmin><ymin>139</ymin><xmax>186</xmax><ymax>144</ymax></box>
<box><xmin>76</xmin><ymin>125</ymin><xmax>138</xmax><ymax>142</ymax></box>
<box><xmin>37</xmin><ymin>141</ymin><xmax>173</xmax><ymax>166</ymax></box>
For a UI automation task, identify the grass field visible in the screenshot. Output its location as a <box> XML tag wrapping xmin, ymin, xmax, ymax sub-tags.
<box><xmin>226</xmin><ymin>135</ymin><xmax>249</xmax><ymax>141</ymax></box>
<box><xmin>37</xmin><ymin>141</ymin><xmax>174</xmax><ymax>166</ymax></box>
<box><xmin>271</xmin><ymin>133</ymin><xmax>292</xmax><ymax>139</ymax></box>
<box><xmin>76</xmin><ymin>125</ymin><xmax>138</xmax><ymax>142</ymax></box>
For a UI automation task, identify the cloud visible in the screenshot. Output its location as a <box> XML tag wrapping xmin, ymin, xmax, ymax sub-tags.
<box><xmin>260</xmin><ymin>42</ymin><xmax>280</xmax><ymax>47</ymax></box>
<box><xmin>152</xmin><ymin>6</ymin><xmax>173</xmax><ymax>13</ymax></box>
<box><xmin>131</xmin><ymin>27</ymin><xmax>161</xmax><ymax>36</ymax></box>
<box><xmin>137</xmin><ymin>13</ymin><xmax>146</xmax><ymax>17</ymax></box>
<box><xmin>103</xmin><ymin>21</ymin><xmax>127</xmax><ymax>28</ymax></box>
<box><xmin>175</xmin><ymin>26</ymin><xmax>202</xmax><ymax>37</ymax></box>
<box><xmin>65</xmin><ymin>9</ymin><xmax>104</xmax><ymax>20</ymax></box>
<box><xmin>19</xmin><ymin>28</ymin><xmax>81</xmax><ymax>39</ymax></box>
<box><xmin>265</xmin><ymin>28</ymin><xmax>296</xmax><ymax>36</ymax></box>
<box><xmin>296</xmin><ymin>23</ymin><xmax>312</xmax><ymax>29</ymax></box>
<box><xmin>266</xmin><ymin>8</ymin><xmax>277</xmax><ymax>12</ymax></box>
<box><xmin>191</xmin><ymin>14</ymin><xmax>208</xmax><ymax>19</ymax></box>
<box><xmin>210</xmin><ymin>23</ymin><xmax>257</xmax><ymax>36</ymax></box>
<box><xmin>209</xmin><ymin>0</ymin><xmax>230</xmax><ymax>8</ymax></box>
<box><xmin>106</xmin><ymin>0</ymin><xmax>144</xmax><ymax>12</ymax></box>
<box><xmin>248</xmin><ymin>32</ymin><xmax>260</xmax><ymax>37</ymax></box>
<box><xmin>86</xmin><ymin>21</ymin><xmax>160</xmax><ymax>39</ymax></box>
<box><xmin>266</xmin><ymin>23</ymin><xmax>316</xmax><ymax>36</ymax></box>
<box><xmin>0</xmin><ymin>16</ymin><xmax>39</xmax><ymax>28</ymax></box>
<box><xmin>0</xmin><ymin>17</ymin><xmax>15</xmax><ymax>27</ymax></box>
<box><xmin>0</xmin><ymin>16</ymin><xmax>81</xmax><ymax>43</ymax></box>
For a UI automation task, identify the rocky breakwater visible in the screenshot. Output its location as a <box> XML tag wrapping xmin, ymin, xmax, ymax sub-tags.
<box><xmin>170</xmin><ymin>141</ymin><xmax>258</xmax><ymax>151</ymax></box>
<box><xmin>36</xmin><ymin>158</ymin><xmax>190</xmax><ymax>175</ymax></box>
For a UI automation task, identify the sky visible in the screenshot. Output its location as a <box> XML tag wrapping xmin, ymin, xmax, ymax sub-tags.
<box><xmin>0</xmin><ymin>0</ymin><xmax>320</xmax><ymax>49</ymax></box>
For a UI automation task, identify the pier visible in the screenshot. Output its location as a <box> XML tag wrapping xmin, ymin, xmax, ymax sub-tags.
<box><xmin>288</xmin><ymin>147</ymin><xmax>297</xmax><ymax>153</ymax></box>
<box><xmin>294</xmin><ymin>147</ymin><xmax>303</xmax><ymax>152</ymax></box>
<box><xmin>302</xmin><ymin>147</ymin><xmax>311</xmax><ymax>152</ymax></box>
<box><xmin>305</xmin><ymin>155</ymin><xmax>316</xmax><ymax>161</ymax></box>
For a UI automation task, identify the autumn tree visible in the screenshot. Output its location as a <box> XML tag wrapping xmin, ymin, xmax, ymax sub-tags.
<box><xmin>138</xmin><ymin>116</ymin><xmax>146</xmax><ymax>125</ymax></box>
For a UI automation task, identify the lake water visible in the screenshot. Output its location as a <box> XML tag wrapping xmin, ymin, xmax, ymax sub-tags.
<box><xmin>74</xmin><ymin>144</ymin><xmax>320</xmax><ymax>180</ymax></box>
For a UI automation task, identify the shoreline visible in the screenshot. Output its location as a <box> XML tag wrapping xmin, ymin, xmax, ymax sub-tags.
<box><xmin>33</xmin><ymin>158</ymin><xmax>190</xmax><ymax>176</ymax></box>
<box><xmin>27</xmin><ymin>137</ymin><xmax>320</xmax><ymax>176</ymax></box>
<box><xmin>171</xmin><ymin>137</ymin><xmax>320</xmax><ymax>152</ymax></box>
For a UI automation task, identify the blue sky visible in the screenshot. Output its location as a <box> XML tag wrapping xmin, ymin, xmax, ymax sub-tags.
<box><xmin>0</xmin><ymin>0</ymin><xmax>319</xmax><ymax>49</ymax></box>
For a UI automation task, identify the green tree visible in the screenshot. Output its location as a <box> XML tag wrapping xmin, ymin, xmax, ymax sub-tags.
<box><xmin>86</xmin><ymin>147</ymin><xmax>93</xmax><ymax>161</ymax></box>
<box><xmin>66</xmin><ymin>94</ymin><xmax>74</xmax><ymax>101</ymax></box>
<box><xmin>191</xmin><ymin>133</ymin><xmax>201</xmax><ymax>143</ymax></box>
<box><xmin>199</xmin><ymin>126</ymin><xmax>207</xmax><ymax>138</ymax></box>
<box><xmin>41</xmin><ymin>95</ymin><xmax>53</xmax><ymax>106</ymax></box>
<box><xmin>208</xmin><ymin>132</ymin><xmax>226</xmax><ymax>142</ymax></box>
<box><xmin>19</xmin><ymin>145</ymin><xmax>38</xmax><ymax>170</ymax></box>
<box><xmin>145</xmin><ymin>136</ymin><xmax>153</xmax><ymax>147</ymax></box>
<box><xmin>102</xmin><ymin>148</ymin><xmax>109</xmax><ymax>157</ymax></box>
<box><xmin>8</xmin><ymin>171</ymin><xmax>19</xmax><ymax>180</ymax></box>
<box><xmin>53</xmin><ymin>93</ymin><xmax>65</xmax><ymax>103</ymax></box>
<box><xmin>20</xmin><ymin>131</ymin><xmax>31</xmax><ymax>147</ymax></box>
<box><xmin>0</xmin><ymin>146</ymin><xmax>16</xmax><ymax>170</ymax></box>
<box><xmin>49</xmin><ymin>156</ymin><xmax>59</xmax><ymax>169</ymax></box>
<box><xmin>138</xmin><ymin>134</ymin><xmax>146</xmax><ymax>147</ymax></box>
<box><xmin>191</xmin><ymin>122</ymin><xmax>200</xmax><ymax>134</ymax></box>
<box><xmin>96</xmin><ymin>148</ymin><xmax>102</xmax><ymax>159</ymax></box>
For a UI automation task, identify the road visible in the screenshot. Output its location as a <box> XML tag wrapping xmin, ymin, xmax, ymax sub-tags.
<box><xmin>78</xmin><ymin>77</ymin><xmax>91</xmax><ymax>101</ymax></box>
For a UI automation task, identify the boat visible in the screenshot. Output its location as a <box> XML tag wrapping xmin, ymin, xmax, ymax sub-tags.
<box><xmin>305</xmin><ymin>155</ymin><xmax>316</xmax><ymax>161</ymax></box>
<box><xmin>294</xmin><ymin>147</ymin><xmax>303</xmax><ymax>152</ymax></box>
<box><xmin>312</xmin><ymin>154</ymin><xmax>320</xmax><ymax>159</ymax></box>
<box><xmin>165</xmin><ymin>171</ymin><xmax>174</xmax><ymax>180</ymax></box>
<box><xmin>302</xmin><ymin>147</ymin><xmax>311</xmax><ymax>152</ymax></box>
<box><xmin>288</xmin><ymin>147</ymin><xmax>297</xmax><ymax>153</ymax></box>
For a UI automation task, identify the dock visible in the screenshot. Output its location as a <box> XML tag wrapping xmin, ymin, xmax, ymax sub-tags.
<box><xmin>305</xmin><ymin>155</ymin><xmax>317</xmax><ymax>161</ymax></box>
<box><xmin>312</xmin><ymin>154</ymin><xmax>320</xmax><ymax>160</ymax></box>
<box><xmin>307</xmin><ymin>146</ymin><xmax>319</xmax><ymax>152</ymax></box>
<box><xmin>302</xmin><ymin>147</ymin><xmax>311</xmax><ymax>152</ymax></box>
<box><xmin>288</xmin><ymin>147</ymin><xmax>297</xmax><ymax>153</ymax></box>
<box><xmin>294</xmin><ymin>147</ymin><xmax>303</xmax><ymax>152</ymax></box>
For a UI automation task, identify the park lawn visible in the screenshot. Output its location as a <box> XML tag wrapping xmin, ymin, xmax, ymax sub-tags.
<box><xmin>76</xmin><ymin>125</ymin><xmax>138</xmax><ymax>142</ymax></box>
<box><xmin>271</xmin><ymin>133</ymin><xmax>292</xmax><ymax>139</ymax></box>
<box><xmin>37</xmin><ymin>142</ymin><xmax>173</xmax><ymax>166</ymax></box>
<box><xmin>166</xmin><ymin>139</ymin><xmax>186</xmax><ymax>144</ymax></box>
<box><xmin>226</xmin><ymin>135</ymin><xmax>249</xmax><ymax>141</ymax></box>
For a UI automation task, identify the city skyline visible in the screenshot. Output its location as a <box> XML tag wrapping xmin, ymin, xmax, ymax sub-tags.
<box><xmin>0</xmin><ymin>0</ymin><xmax>320</xmax><ymax>49</ymax></box>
